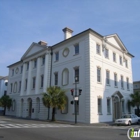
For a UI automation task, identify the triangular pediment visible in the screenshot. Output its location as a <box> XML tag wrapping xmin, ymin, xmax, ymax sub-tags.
<box><xmin>105</xmin><ymin>34</ymin><xmax>128</xmax><ymax>52</ymax></box>
<box><xmin>21</xmin><ymin>42</ymin><xmax>47</xmax><ymax>60</ymax></box>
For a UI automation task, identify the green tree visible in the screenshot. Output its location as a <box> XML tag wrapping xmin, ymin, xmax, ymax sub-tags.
<box><xmin>128</xmin><ymin>91</ymin><xmax>140</xmax><ymax>116</ymax></box>
<box><xmin>0</xmin><ymin>95</ymin><xmax>12</xmax><ymax>115</ymax></box>
<box><xmin>42</xmin><ymin>86</ymin><xmax>67</xmax><ymax>121</ymax></box>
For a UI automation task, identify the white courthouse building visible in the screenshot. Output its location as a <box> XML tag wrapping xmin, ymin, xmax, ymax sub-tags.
<box><xmin>6</xmin><ymin>27</ymin><xmax>134</xmax><ymax>123</ymax></box>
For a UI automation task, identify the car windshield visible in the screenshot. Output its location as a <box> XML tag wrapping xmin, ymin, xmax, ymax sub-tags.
<box><xmin>122</xmin><ymin>115</ymin><xmax>131</xmax><ymax>118</ymax></box>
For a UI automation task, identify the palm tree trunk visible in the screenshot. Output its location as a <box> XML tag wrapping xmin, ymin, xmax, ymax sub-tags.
<box><xmin>137</xmin><ymin>106</ymin><xmax>140</xmax><ymax>117</ymax></box>
<box><xmin>3</xmin><ymin>106</ymin><xmax>6</xmax><ymax>116</ymax></box>
<box><xmin>47</xmin><ymin>107</ymin><xmax>50</xmax><ymax>120</ymax></box>
<box><xmin>52</xmin><ymin>107</ymin><xmax>55</xmax><ymax>121</ymax></box>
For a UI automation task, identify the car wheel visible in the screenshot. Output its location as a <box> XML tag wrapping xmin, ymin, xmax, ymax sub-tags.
<box><xmin>128</xmin><ymin>121</ymin><xmax>131</xmax><ymax>126</ymax></box>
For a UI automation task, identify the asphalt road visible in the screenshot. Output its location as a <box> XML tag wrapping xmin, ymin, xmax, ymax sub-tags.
<box><xmin>0</xmin><ymin>116</ymin><xmax>139</xmax><ymax>140</ymax></box>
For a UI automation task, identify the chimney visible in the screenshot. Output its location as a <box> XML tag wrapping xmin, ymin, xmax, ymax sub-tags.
<box><xmin>38</xmin><ymin>41</ymin><xmax>47</xmax><ymax>46</ymax></box>
<box><xmin>62</xmin><ymin>27</ymin><xmax>73</xmax><ymax>40</ymax></box>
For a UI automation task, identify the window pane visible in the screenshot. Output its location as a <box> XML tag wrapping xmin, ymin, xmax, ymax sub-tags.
<box><xmin>74</xmin><ymin>44</ymin><xmax>79</xmax><ymax>54</ymax></box>
<box><xmin>75</xmin><ymin>68</ymin><xmax>79</xmax><ymax>82</ymax></box>
<box><xmin>98</xmin><ymin>98</ymin><xmax>102</xmax><ymax>114</ymax></box>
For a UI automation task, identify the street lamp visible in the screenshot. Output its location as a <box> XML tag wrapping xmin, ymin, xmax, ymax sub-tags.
<box><xmin>71</xmin><ymin>76</ymin><xmax>82</xmax><ymax>124</ymax></box>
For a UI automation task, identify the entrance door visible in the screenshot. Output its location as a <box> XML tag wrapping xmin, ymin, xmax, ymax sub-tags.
<box><xmin>113</xmin><ymin>96</ymin><xmax>120</xmax><ymax>120</ymax></box>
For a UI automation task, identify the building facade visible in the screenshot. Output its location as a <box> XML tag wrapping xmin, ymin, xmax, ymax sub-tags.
<box><xmin>6</xmin><ymin>27</ymin><xmax>134</xmax><ymax>123</ymax></box>
<box><xmin>0</xmin><ymin>76</ymin><xmax>8</xmax><ymax>111</ymax></box>
<box><xmin>133</xmin><ymin>81</ymin><xmax>140</xmax><ymax>93</ymax></box>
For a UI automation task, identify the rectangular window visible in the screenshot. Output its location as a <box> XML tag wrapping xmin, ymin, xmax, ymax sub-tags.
<box><xmin>74</xmin><ymin>67</ymin><xmax>79</xmax><ymax>82</ymax></box>
<box><xmin>42</xmin><ymin>56</ymin><xmax>45</xmax><ymax>65</ymax></box>
<box><xmin>74</xmin><ymin>44</ymin><xmax>79</xmax><ymax>55</ymax></box>
<box><xmin>97</xmin><ymin>67</ymin><xmax>101</xmax><ymax>83</ymax></box>
<box><xmin>55</xmin><ymin>52</ymin><xmax>59</xmax><ymax>61</ymax></box>
<box><xmin>41</xmin><ymin>75</ymin><xmax>44</xmax><ymax>88</ymax></box>
<box><xmin>126</xmin><ymin>77</ymin><xmax>129</xmax><ymax>90</ymax></box>
<box><xmin>34</xmin><ymin>59</ymin><xmax>37</xmax><ymax>68</ymax></box>
<box><xmin>4</xmin><ymin>90</ymin><xmax>7</xmax><ymax>95</ymax></box>
<box><xmin>33</xmin><ymin>77</ymin><xmax>36</xmax><ymax>89</ymax></box>
<box><xmin>21</xmin><ymin>65</ymin><xmax>23</xmax><ymax>73</ymax></box>
<box><xmin>96</xmin><ymin>44</ymin><xmax>100</xmax><ymax>55</ymax></box>
<box><xmin>98</xmin><ymin>98</ymin><xmax>102</xmax><ymax>114</ymax></box>
<box><xmin>12</xmin><ymin>69</ymin><xmax>14</xmax><ymax>76</ymax></box>
<box><xmin>125</xmin><ymin>60</ymin><xmax>128</xmax><ymax>68</ymax></box>
<box><xmin>19</xmin><ymin>81</ymin><xmax>21</xmax><ymax>92</ymax></box>
<box><xmin>10</xmin><ymin>83</ymin><xmax>13</xmax><ymax>93</ymax></box>
<box><xmin>114</xmin><ymin>73</ymin><xmax>118</xmax><ymax>87</ymax></box>
<box><xmin>113</xmin><ymin>52</ymin><xmax>116</xmax><ymax>62</ymax></box>
<box><xmin>25</xmin><ymin>79</ymin><xmax>27</xmax><ymax>90</ymax></box>
<box><xmin>54</xmin><ymin>72</ymin><xmax>58</xmax><ymax>85</ymax></box>
<box><xmin>107</xmin><ymin>98</ymin><xmax>111</xmax><ymax>114</ymax></box>
<box><xmin>119</xmin><ymin>56</ymin><xmax>122</xmax><ymax>65</ymax></box>
<box><xmin>121</xmin><ymin>75</ymin><xmax>124</xmax><ymax>89</ymax></box>
<box><xmin>105</xmin><ymin>48</ymin><xmax>109</xmax><ymax>58</ymax></box>
<box><xmin>26</xmin><ymin>62</ymin><xmax>29</xmax><ymax>71</ymax></box>
<box><xmin>106</xmin><ymin>70</ymin><xmax>110</xmax><ymax>85</ymax></box>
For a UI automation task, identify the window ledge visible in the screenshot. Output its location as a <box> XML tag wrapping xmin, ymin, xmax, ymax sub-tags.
<box><xmin>54</xmin><ymin>60</ymin><xmax>59</xmax><ymax>63</ymax></box>
<box><xmin>98</xmin><ymin>113</ymin><xmax>103</xmax><ymax>115</ymax></box>
<box><xmin>114</xmin><ymin>86</ymin><xmax>118</xmax><ymax>88</ymax></box>
<box><xmin>97</xmin><ymin>82</ymin><xmax>102</xmax><ymax>84</ymax></box>
<box><xmin>73</xmin><ymin>53</ymin><xmax>79</xmax><ymax>56</ymax></box>
<box><xmin>107</xmin><ymin>113</ymin><xmax>111</xmax><ymax>115</ymax></box>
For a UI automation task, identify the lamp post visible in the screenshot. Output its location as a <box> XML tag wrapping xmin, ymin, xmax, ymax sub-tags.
<box><xmin>71</xmin><ymin>76</ymin><xmax>82</xmax><ymax>124</ymax></box>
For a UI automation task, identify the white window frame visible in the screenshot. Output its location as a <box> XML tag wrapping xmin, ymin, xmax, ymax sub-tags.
<box><xmin>107</xmin><ymin>98</ymin><xmax>111</xmax><ymax>114</ymax></box>
<box><xmin>126</xmin><ymin>77</ymin><xmax>129</xmax><ymax>90</ymax></box>
<box><xmin>105</xmin><ymin>48</ymin><xmax>109</xmax><ymax>58</ymax></box>
<box><xmin>96</xmin><ymin>44</ymin><xmax>100</xmax><ymax>55</ymax></box>
<box><xmin>62</xmin><ymin>68</ymin><xmax>69</xmax><ymax>86</ymax></box>
<box><xmin>74</xmin><ymin>43</ymin><xmax>79</xmax><ymax>55</ymax></box>
<box><xmin>54</xmin><ymin>72</ymin><xmax>58</xmax><ymax>86</ymax></box>
<box><xmin>121</xmin><ymin>75</ymin><xmax>124</xmax><ymax>89</ymax></box>
<box><xmin>97</xmin><ymin>67</ymin><xmax>101</xmax><ymax>83</ymax></box>
<box><xmin>114</xmin><ymin>73</ymin><xmax>118</xmax><ymax>87</ymax></box>
<box><xmin>106</xmin><ymin>70</ymin><xmax>110</xmax><ymax>85</ymax></box>
<box><xmin>55</xmin><ymin>52</ymin><xmax>59</xmax><ymax>61</ymax></box>
<box><xmin>97</xmin><ymin>97</ymin><xmax>102</xmax><ymax>115</ymax></box>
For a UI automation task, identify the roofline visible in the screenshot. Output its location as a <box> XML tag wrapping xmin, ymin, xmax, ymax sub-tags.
<box><xmin>7</xmin><ymin>60</ymin><xmax>22</xmax><ymax>68</ymax></box>
<box><xmin>133</xmin><ymin>81</ymin><xmax>140</xmax><ymax>83</ymax></box>
<box><xmin>52</xmin><ymin>28</ymin><xmax>103</xmax><ymax>48</ymax></box>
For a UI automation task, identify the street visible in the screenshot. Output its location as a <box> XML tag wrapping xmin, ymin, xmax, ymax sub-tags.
<box><xmin>0</xmin><ymin>116</ymin><xmax>139</xmax><ymax>140</ymax></box>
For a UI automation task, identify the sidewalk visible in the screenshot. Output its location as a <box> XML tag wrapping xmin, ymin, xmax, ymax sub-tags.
<box><xmin>0</xmin><ymin>115</ymin><xmax>115</xmax><ymax>126</ymax></box>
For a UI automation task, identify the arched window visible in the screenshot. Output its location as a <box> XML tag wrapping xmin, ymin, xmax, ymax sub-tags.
<box><xmin>61</xmin><ymin>96</ymin><xmax>68</xmax><ymax>114</ymax></box>
<box><xmin>62</xmin><ymin>68</ymin><xmax>69</xmax><ymax>86</ymax></box>
<box><xmin>13</xmin><ymin>82</ymin><xmax>17</xmax><ymax>93</ymax></box>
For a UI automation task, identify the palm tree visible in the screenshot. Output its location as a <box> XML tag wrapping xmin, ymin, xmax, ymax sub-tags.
<box><xmin>128</xmin><ymin>91</ymin><xmax>140</xmax><ymax>116</ymax></box>
<box><xmin>42</xmin><ymin>86</ymin><xmax>67</xmax><ymax>121</ymax></box>
<box><xmin>0</xmin><ymin>95</ymin><xmax>12</xmax><ymax>115</ymax></box>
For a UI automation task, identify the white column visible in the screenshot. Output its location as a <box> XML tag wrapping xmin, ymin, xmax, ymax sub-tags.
<box><xmin>27</xmin><ymin>61</ymin><xmax>32</xmax><ymax>95</ymax></box>
<box><xmin>20</xmin><ymin>63</ymin><xmax>26</xmax><ymax>95</ymax></box>
<box><xmin>35</xmin><ymin>57</ymin><xmax>41</xmax><ymax>94</ymax></box>
<box><xmin>43</xmin><ymin>54</ymin><xmax>49</xmax><ymax>92</ymax></box>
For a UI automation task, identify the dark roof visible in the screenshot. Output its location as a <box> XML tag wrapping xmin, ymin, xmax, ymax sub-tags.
<box><xmin>7</xmin><ymin>60</ymin><xmax>22</xmax><ymax>68</ymax></box>
<box><xmin>52</xmin><ymin>28</ymin><xmax>103</xmax><ymax>48</ymax></box>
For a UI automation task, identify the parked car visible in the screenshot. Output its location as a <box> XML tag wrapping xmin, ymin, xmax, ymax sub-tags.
<box><xmin>115</xmin><ymin>114</ymin><xmax>140</xmax><ymax>125</ymax></box>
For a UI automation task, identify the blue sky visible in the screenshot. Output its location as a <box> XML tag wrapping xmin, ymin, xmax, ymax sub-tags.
<box><xmin>0</xmin><ymin>0</ymin><xmax>140</xmax><ymax>81</ymax></box>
